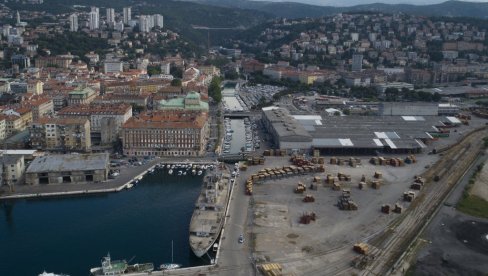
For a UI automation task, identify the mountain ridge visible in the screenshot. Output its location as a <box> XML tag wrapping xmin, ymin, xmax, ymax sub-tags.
<box><xmin>187</xmin><ymin>0</ymin><xmax>488</xmax><ymax>19</ymax></box>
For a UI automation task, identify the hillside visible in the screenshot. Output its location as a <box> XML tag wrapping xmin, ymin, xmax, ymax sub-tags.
<box><xmin>189</xmin><ymin>0</ymin><xmax>488</xmax><ymax>19</ymax></box>
<box><xmin>5</xmin><ymin>0</ymin><xmax>270</xmax><ymax>47</ymax></box>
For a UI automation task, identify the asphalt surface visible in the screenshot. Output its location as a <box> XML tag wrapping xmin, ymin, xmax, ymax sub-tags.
<box><xmin>413</xmin><ymin>152</ymin><xmax>488</xmax><ymax>276</ymax></box>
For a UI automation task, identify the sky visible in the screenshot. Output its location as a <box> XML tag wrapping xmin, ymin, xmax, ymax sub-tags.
<box><xmin>250</xmin><ymin>0</ymin><xmax>488</xmax><ymax>7</ymax></box>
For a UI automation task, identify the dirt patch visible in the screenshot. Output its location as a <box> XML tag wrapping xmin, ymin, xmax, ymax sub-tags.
<box><xmin>471</xmin><ymin>161</ymin><xmax>488</xmax><ymax>202</ymax></box>
<box><xmin>287</xmin><ymin>233</ymin><xmax>299</xmax><ymax>239</ymax></box>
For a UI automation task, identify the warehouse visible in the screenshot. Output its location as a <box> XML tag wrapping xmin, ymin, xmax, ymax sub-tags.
<box><xmin>262</xmin><ymin>107</ymin><xmax>456</xmax><ymax>155</ymax></box>
<box><xmin>262</xmin><ymin>107</ymin><xmax>313</xmax><ymax>151</ymax></box>
<box><xmin>25</xmin><ymin>153</ymin><xmax>109</xmax><ymax>185</ymax></box>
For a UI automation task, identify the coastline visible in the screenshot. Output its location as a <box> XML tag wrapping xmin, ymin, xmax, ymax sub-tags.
<box><xmin>0</xmin><ymin>158</ymin><xmax>218</xmax><ymax>201</ymax></box>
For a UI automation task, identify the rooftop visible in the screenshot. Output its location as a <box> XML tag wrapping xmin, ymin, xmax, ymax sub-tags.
<box><xmin>26</xmin><ymin>153</ymin><xmax>109</xmax><ymax>173</ymax></box>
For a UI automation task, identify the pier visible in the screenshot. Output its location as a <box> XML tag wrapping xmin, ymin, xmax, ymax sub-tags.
<box><xmin>0</xmin><ymin>158</ymin><xmax>219</xmax><ymax>200</ymax></box>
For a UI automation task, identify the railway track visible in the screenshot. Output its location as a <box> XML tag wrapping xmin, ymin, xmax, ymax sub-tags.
<box><xmin>362</xmin><ymin>127</ymin><xmax>488</xmax><ymax>275</ymax></box>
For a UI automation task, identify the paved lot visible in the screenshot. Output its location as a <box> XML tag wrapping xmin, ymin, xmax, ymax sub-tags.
<box><xmin>413</xmin><ymin>153</ymin><xmax>488</xmax><ymax>276</ymax></box>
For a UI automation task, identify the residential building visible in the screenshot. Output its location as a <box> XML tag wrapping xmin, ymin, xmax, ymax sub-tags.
<box><xmin>58</xmin><ymin>103</ymin><xmax>132</xmax><ymax>145</ymax></box>
<box><xmin>35</xmin><ymin>56</ymin><xmax>72</xmax><ymax>69</ymax></box>
<box><xmin>123</xmin><ymin>7</ymin><xmax>131</xmax><ymax>25</ymax></box>
<box><xmin>67</xmin><ymin>87</ymin><xmax>97</xmax><ymax>105</ymax></box>
<box><xmin>25</xmin><ymin>153</ymin><xmax>109</xmax><ymax>185</ymax></box>
<box><xmin>122</xmin><ymin>111</ymin><xmax>209</xmax><ymax>157</ymax></box>
<box><xmin>104</xmin><ymin>57</ymin><xmax>123</xmax><ymax>74</ymax></box>
<box><xmin>139</xmin><ymin>15</ymin><xmax>151</xmax><ymax>33</ymax></box>
<box><xmin>3</xmin><ymin>108</ymin><xmax>32</xmax><ymax>136</ymax></box>
<box><xmin>352</xmin><ymin>54</ymin><xmax>363</xmax><ymax>72</ymax></box>
<box><xmin>26</xmin><ymin>97</ymin><xmax>54</xmax><ymax>121</ymax></box>
<box><xmin>0</xmin><ymin>117</ymin><xmax>6</xmax><ymax>140</ymax></box>
<box><xmin>153</xmin><ymin>14</ymin><xmax>164</xmax><ymax>28</ymax></box>
<box><xmin>89</xmin><ymin>7</ymin><xmax>99</xmax><ymax>30</ymax></box>
<box><xmin>29</xmin><ymin>117</ymin><xmax>91</xmax><ymax>152</ymax></box>
<box><xmin>69</xmin><ymin>13</ymin><xmax>78</xmax><ymax>32</ymax></box>
<box><xmin>11</xmin><ymin>54</ymin><xmax>30</xmax><ymax>69</ymax></box>
<box><xmin>106</xmin><ymin>8</ymin><xmax>115</xmax><ymax>26</ymax></box>
<box><xmin>157</xmin><ymin>91</ymin><xmax>209</xmax><ymax>112</ymax></box>
<box><xmin>0</xmin><ymin>155</ymin><xmax>25</xmax><ymax>186</ymax></box>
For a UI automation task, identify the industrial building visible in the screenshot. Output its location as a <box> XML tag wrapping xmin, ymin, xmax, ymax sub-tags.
<box><xmin>25</xmin><ymin>153</ymin><xmax>109</xmax><ymax>185</ymax></box>
<box><xmin>262</xmin><ymin>107</ymin><xmax>459</xmax><ymax>155</ymax></box>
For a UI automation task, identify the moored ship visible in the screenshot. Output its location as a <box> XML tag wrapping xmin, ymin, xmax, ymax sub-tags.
<box><xmin>189</xmin><ymin>164</ymin><xmax>231</xmax><ymax>257</ymax></box>
<box><xmin>89</xmin><ymin>253</ymin><xmax>154</xmax><ymax>275</ymax></box>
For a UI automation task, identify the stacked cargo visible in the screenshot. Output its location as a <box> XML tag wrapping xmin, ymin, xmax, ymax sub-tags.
<box><xmin>247</xmin><ymin>156</ymin><xmax>265</xmax><ymax>166</ymax></box>
<box><xmin>381</xmin><ymin>204</ymin><xmax>391</xmax><ymax>214</ymax></box>
<box><xmin>299</xmin><ymin>212</ymin><xmax>316</xmax><ymax>224</ymax></box>
<box><xmin>353</xmin><ymin>243</ymin><xmax>369</xmax><ymax>255</ymax></box>
<box><xmin>410</xmin><ymin>176</ymin><xmax>425</xmax><ymax>190</ymax></box>
<box><xmin>374</xmin><ymin>171</ymin><xmax>382</xmax><ymax>179</ymax></box>
<box><xmin>332</xmin><ymin>182</ymin><xmax>341</xmax><ymax>191</ymax></box>
<box><xmin>338</xmin><ymin>172</ymin><xmax>352</xmax><ymax>181</ymax></box>
<box><xmin>390</xmin><ymin>158</ymin><xmax>405</xmax><ymax>167</ymax></box>
<box><xmin>338</xmin><ymin>189</ymin><xmax>358</xmax><ymax>210</ymax></box>
<box><xmin>403</xmin><ymin>191</ymin><xmax>416</xmax><ymax>202</ymax></box>
<box><xmin>303</xmin><ymin>194</ymin><xmax>315</xmax><ymax>203</ymax></box>
<box><xmin>258</xmin><ymin>263</ymin><xmax>282</xmax><ymax>276</ymax></box>
<box><xmin>245</xmin><ymin>179</ymin><xmax>253</xmax><ymax>195</ymax></box>
<box><xmin>404</xmin><ymin>155</ymin><xmax>417</xmax><ymax>164</ymax></box>
<box><xmin>372</xmin><ymin>180</ymin><xmax>382</xmax><ymax>189</ymax></box>
<box><xmin>393</xmin><ymin>203</ymin><xmax>403</xmax><ymax>213</ymax></box>
<box><xmin>358</xmin><ymin>181</ymin><xmax>366</xmax><ymax>190</ymax></box>
<box><xmin>294</xmin><ymin>182</ymin><xmax>306</xmax><ymax>193</ymax></box>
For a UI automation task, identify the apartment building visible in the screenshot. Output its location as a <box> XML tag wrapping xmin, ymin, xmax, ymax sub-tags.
<box><xmin>122</xmin><ymin>111</ymin><xmax>209</xmax><ymax>157</ymax></box>
<box><xmin>0</xmin><ymin>155</ymin><xmax>25</xmax><ymax>186</ymax></box>
<box><xmin>58</xmin><ymin>103</ymin><xmax>132</xmax><ymax>145</ymax></box>
<box><xmin>29</xmin><ymin>117</ymin><xmax>91</xmax><ymax>152</ymax></box>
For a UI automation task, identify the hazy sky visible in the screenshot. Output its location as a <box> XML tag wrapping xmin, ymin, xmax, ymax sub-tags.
<box><xmin>250</xmin><ymin>0</ymin><xmax>488</xmax><ymax>7</ymax></box>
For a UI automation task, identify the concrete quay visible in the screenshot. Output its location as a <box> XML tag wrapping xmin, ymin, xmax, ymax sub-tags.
<box><xmin>0</xmin><ymin>157</ymin><xmax>218</xmax><ymax>200</ymax></box>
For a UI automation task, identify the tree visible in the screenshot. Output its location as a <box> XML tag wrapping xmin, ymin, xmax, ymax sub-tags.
<box><xmin>147</xmin><ymin>65</ymin><xmax>161</xmax><ymax>76</ymax></box>
<box><xmin>171</xmin><ymin>78</ymin><xmax>182</xmax><ymax>87</ymax></box>
<box><xmin>208</xmin><ymin>77</ymin><xmax>222</xmax><ymax>103</ymax></box>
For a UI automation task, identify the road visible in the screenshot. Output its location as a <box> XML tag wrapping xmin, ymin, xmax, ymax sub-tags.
<box><xmin>215</xmin><ymin>165</ymin><xmax>255</xmax><ymax>276</ymax></box>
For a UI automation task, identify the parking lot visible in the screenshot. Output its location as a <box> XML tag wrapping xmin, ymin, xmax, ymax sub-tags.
<box><xmin>238</xmin><ymin>85</ymin><xmax>285</xmax><ymax>109</ymax></box>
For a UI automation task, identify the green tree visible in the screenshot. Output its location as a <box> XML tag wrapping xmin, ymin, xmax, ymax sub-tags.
<box><xmin>209</xmin><ymin>77</ymin><xmax>222</xmax><ymax>103</ymax></box>
<box><xmin>147</xmin><ymin>65</ymin><xmax>161</xmax><ymax>76</ymax></box>
<box><xmin>171</xmin><ymin>78</ymin><xmax>182</xmax><ymax>86</ymax></box>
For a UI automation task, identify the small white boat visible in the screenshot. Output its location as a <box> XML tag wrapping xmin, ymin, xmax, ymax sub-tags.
<box><xmin>197</xmin><ymin>170</ymin><xmax>202</xmax><ymax>176</ymax></box>
<box><xmin>126</xmin><ymin>183</ymin><xmax>134</xmax><ymax>189</ymax></box>
<box><xmin>166</xmin><ymin>164</ymin><xmax>171</xmax><ymax>169</ymax></box>
<box><xmin>39</xmin><ymin>272</ymin><xmax>69</xmax><ymax>276</ymax></box>
<box><xmin>183</xmin><ymin>171</ymin><xmax>187</xmax><ymax>176</ymax></box>
<box><xmin>177</xmin><ymin>170</ymin><xmax>183</xmax><ymax>176</ymax></box>
<box><xmin>192</xmin><ymin>170</ymin><xmax>197</xmax><ymax>175</ymax></box>
<box><xmin>168</xmin><ymin>169</ymin><xmax>173</xmax><ymax>175</ymax></box>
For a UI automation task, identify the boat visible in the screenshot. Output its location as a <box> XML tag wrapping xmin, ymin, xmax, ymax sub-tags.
<box><xmin>39</xmin><ymin>272</ymin><xmax>69</xmax><ymax>276</ymax></box>
<box><xmin>183</xmin><ymin>171</ymin><xmax>187</xmax><ymax>176</ymax></box>
<box><xmin>160</xmin><ymin>240</ymin><xmax>182</xmax><ymax>271</ymax></box>
<box><xmin>197</xmin><ymin>170</ymin><xmax>202</xmax><ymax>176</ymax></box>
<box><xmin>177</xmin><ymin>170</ymin><xmax>183</xmax><ymax>176</ymax></box>
<box><xmin>168</xmin><ymin>169</ymin><xmax>173</xmax><ymax>175</ymax></box>
<box><xmin>126</xmin><ymin>183</ymin><xmax>134</xmax><ymax>189</ymax></box>
<box><xmin>90</xmin><ymin>253</ymin><xmax>154</xmax><ymax>275</ymax></box>
<box><xmin>213</xmin><ymin>243</ymin><xmax>219</xmax><ymax>252</ymax></box>
<box><xmin>189</xmin><ymin>164</ymin><xmax>231</xmax><ymax>257</ymax></box>
<box><xmin>192</xmin><ymin>169</ymin><xmax>197</xmax><ymax>175</ymax></box>
<box><xmin>166</xmin><ymin>164</ymin><xmax>171</xmax><ymax>169</ymax></box>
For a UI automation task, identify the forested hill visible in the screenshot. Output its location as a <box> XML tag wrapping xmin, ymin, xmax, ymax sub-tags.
<box><xmin>4</xmin><ymin>0</ymin><xmax>270</xmax><ymax>47</ymax></box>
<box><xmin>189</xmin><ymin>0</ymin><xmax>488</xmax><ymax>19</ymax></box>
